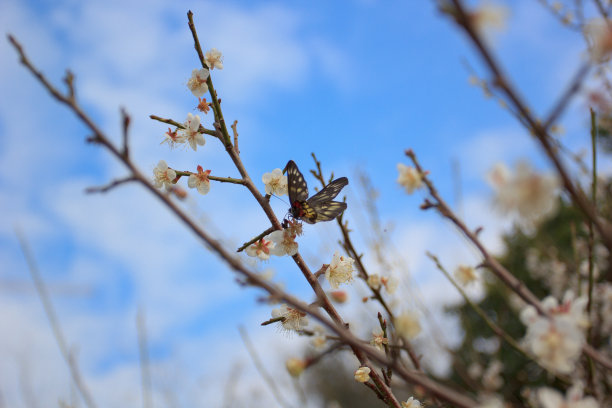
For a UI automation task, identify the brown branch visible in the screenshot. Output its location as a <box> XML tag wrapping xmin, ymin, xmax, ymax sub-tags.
<box><xmin>121</xmin><ymin>107</ymin><xmax>130</xmax><ymax>158</ymax></box>
<box><xmin>407</xmin><ymin>149</ymin><xmax>612</xmax><ymax>371</ymax></box>
<box><xmin>448</xmin><ymin>0</ymin><xmax>612</xmax><ymax>251</ymax></box>
<box><xmin>9</xmin><ymin>29</ymin><xmax>478</xmax><ymax>408</ymax></box>
<box><xmin>149</xmin><ymin>114</ymin><xmax>218</xmax><ymax>137</ymax></box>
<box><xmin>85</xmin><ymin>176</ymin><xmax>136</xmax><ymax>194</ymax></box>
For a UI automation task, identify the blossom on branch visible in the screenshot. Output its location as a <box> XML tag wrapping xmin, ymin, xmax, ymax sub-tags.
<box><xmin>268</xmin><ymin>229</ymin><xmax>298</xmax><ymax>256</ymax></box>
<box><xmin>262</xmin><ymin>168</ymin><xmax>288</xmax><ymax>196</ymax></box>
<box><xmin>162</xmin><ymin>127</ymin><xmax>185</xmax><ymax>148</ymax></box>
<box><xmin>395</xmin><ymin>311</ymin><xmax>422</xmax><ymax>339</ymax></box>
<box><xmin>469</xmin><ymin>2</ymin><xmax>509</xmax><ymax>34</ymax></box>
<box><xmin>401</xmin><ymin>397</ymin><xmax>421</xmax><ymax>408</ymax></box>
<box><xmin>205</xmin><ymin>48</ymin><xmax>224</xmax><ymax>70</ymax></box>
<box><xmin>487</xmin><ymin>161</ymin><xmax>559</xmax><ymax>226</ymax></box>
<box><xmin>354</xmin><ymin>366</ymin><xmax>371</xmax><ymax>383</ymax></box>
<box><xmin>245</xmin><ymin>238</ymin><xmax>274</xmax><ymax>261</ymax></box>
<box><xmin>285</xmin><ymin>358</ymin><xmax>307</xmax><ymax>377</ymax></box>
<box><xmin>584</xmin><ymin>18</ymin><xmax>612</xmax><ymax>62</ymax></box>
<box><xmin>187</xmin><ymin>68</ymin><xmax>210</xmax><ymax>97</ymax></box>
<box><xmin>371</xmin><ymin>330</ymin><xmax>388</xmax><ymax>350</ymax></box>
<box><xmin>397</xmin><ymin>163</ymin><xmax>423</xmax><ymax>194</ymax></box>
<box><xmin>325</xmin><ymin>252</ymin><xmax>355</xmax><ymax>289</ymax></box>
<box><xmin>188</xmin><ymin>165</ymin><xmax>211</xmax><ymax>195</ymax></box>
<box><xmin>153</xmin><ymin>160</ymin><xmax>176</xmax><ymax>189</ymax></box>
<box><xmin>272</xmin><ymin>304</ymin><xmax>308</xmax><ymax>332</ymax></box>
<box><xmin>519</xmin><ymin>292</ymin><xmax>588</xmax><ymax>374</ymax></box>
<box><xmin>455</xmin><ymin>265</ymin><xmax>477</xmax><ymax>285</ymax></box>
<box><xmin>181</xmin><ymin>113</ymin><xmax>206</xmax><ymax>151</ymax></box>
<box><xmin>537</xmin><ymin>382</ymin><xmax>598</xmax><ymax>408</ymax></box>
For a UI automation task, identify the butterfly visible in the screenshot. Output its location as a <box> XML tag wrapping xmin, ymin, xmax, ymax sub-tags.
<box><xmin>285</xmin><ymin>160</ymin><xmax>348</xmax><ymax>224</ymax></box>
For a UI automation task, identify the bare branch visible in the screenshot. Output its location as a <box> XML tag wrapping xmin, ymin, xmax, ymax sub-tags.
<box><xmin>16</xmin><ymin>230</ymin><xmax>98</xmax><ymax>408</ymax></box>
<box><xmin>85</xmin><ymin>176</ymin><xmax>136</xmax><ymax>194</ymax></box>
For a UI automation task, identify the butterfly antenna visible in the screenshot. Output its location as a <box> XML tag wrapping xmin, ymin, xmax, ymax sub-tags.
<box><xmin>271</xmin><ymin>195</ymin><xmax>289</xmax><ymax>206</ymax></box>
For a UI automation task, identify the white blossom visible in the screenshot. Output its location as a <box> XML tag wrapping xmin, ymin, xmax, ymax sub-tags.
<box><xmin>455</xmin><ymin>265</ymin><xmax>478</xmax><ymax>285</ymax></box>
<box><xmin>245</xmin><ymin>238</ymin><xmax>275</xmax><ymax>261</ymax></box>
<box><xmin>268</xmin><ymin>229</ymin><xmax>298</xmax><ymax>257</ymax></box>
<box><xmin>470</xmin><ymin>2</ymin><xmax>509</xmax><ymax>35</ymax></box>
<box><xmin>371</xmin><ymin>330</ymin><xmax>388</xmax><ymax>351</ymax></box>
<box><xmin>367</xmin><ymin>274</ymin><xmax>381</xmax><ymax>290</ymax></box>
<box><xmin>187</xmin><ymin>165</ymin><xmax>211</xmax><ymax>195</ymax></box>
<box><xmin>482</xmin><ymin>360</ymin><xmax>504</xmax><ymax>391</ymax></box>
<box><xmin>584</xmin><ymin>18</ymin><xmax>612</xmax><ymax>62</ymax></box>
<box><xmin>187</xmin><ymin>68</ymin><xmax>210</xmax><ymax>97</ymax></box>
<box><xmin>381</xmin><ymin>276</ymin><xmax>398</xmax><ymax>294</ymax></box>
<box><xmin>395</xmin><ymin>311</ymin><xmax>422</xmax><ymax>339</ymax></box>
<box><xmin>153</xmin><ymin>160</ymin><xmax>176</xmax><ymax>189</ymax></box>
<box><xmin>161</xmin><ymin>127</ymin><xmax>186</xmax><ymax>148</ymax></box>
<box><xmin>285</xmin><ymin>358</ymin><xmax>306</xmax><ymax>377</ymax></box>
<box><xmin>487</xmin><ymin>161</ymin><xmax>559</xmax><ymax>226</ymax></box>
<box><xmin>520</xmin><ymin>292</ymin><xmax>588</xmax><ymax>374</ymax></box>
<box><xmin>354</xmin><ymin>366</ymin><xmax>371</xmax><ymax>383</ymax></box>
<box><xmin>262</xmin><ymin>168</ymin><xmax>288</xmax><ymax>196</ymax></box>
<box><xmin>397</xmin><ymin>163</ymin><xmax>423</xmax><ymax>194</ymax></box>
<box><xmin>537</xmin><ymin>382</ymin><xmax>598</xmax><ymax>408</ymax></box>
<box><xmin>205</xmin><ymin>48</ymin><xmax>224</xmax><ymax>70</ymax></box>
<box><xmin>181</xmin><ymin>113</ymin><xmax>206</xmax><ymax>151</ymax></box>
<box><xmin>325</xmin><ymin>251</ymin><xmax>355</xmax><ymax>289</ymax></box>
<box><xmin>401</xmin><ymin>397</ymin><xmax>421</xmax><ymax>408</ymax></box>
<box><xmin>272</xmin><ymin>304</ymin><xmax>308</xmax><ymax>332</ymax></box>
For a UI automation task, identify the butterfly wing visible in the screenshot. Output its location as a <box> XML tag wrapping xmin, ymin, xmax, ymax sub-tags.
<box><xmin>308</xmin><ymin>201</ymin><xmax>347</xmax><ymax>222</ymax></box>
<box><xmin>307</xmin><ymin>177</ymin><xmax>348</xmax><ymax>206</ymax></box>
<box><xmin>285</xmin><ymin>160</ymin><xmax>309</xmax><ymax>203</ymax></box>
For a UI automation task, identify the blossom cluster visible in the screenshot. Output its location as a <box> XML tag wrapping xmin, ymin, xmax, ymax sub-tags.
<box><xmin>487</xmin><ymin>161</ymin><xmax>560</xmax><ymax>226</ymax></box>
<box><xmin>520</xmin><ymin>292</ymin><xmax>588</xmax><ymax>374</ymax></box>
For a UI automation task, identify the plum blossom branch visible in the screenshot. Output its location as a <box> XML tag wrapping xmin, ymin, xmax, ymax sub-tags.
<box><xmin>408</xmin><ymin>149</ymin><xmax>612</xmax><ymax>371</ymax></box>
<box><xmin>446</xmin><ymin>0</ymin><xmax>612</xmax><ymax>251</ymax></box>
<box><xmin>173</xmin><ymin>170</ymin><xmax>245</xmax><ymax>185</ymax></box>
<box><xmin>8</xmin><ymin>22</ymin><xmax>478</xmax><ymax>407</ymax></box>
<box><xmin>237</xmin><ymin>226</ymin><xmax>276</xmax><ymax>253</ymax></box>
<box><xmin>149</xmin><ymin>114</ymin><xmax>218</xmax><ymax>137</ymax></box>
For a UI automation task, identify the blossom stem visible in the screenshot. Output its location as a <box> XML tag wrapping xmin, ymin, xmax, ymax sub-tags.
<box><xmin>237</xmin><ymin>226</ymin><xmax>276</xmax><ymax>253</ymax></box>
<box><xmin>149</xmin><ymin>114</ymin><xmax>217</xmax><ymax>137</ymax></box>
<box><xmin>173</xmin><ymin>170</ymin><xmax>245</xmax><ymax>185</ymax></box>
<box><xmin>187</xmin><ymin>11</ymin><xmax>232</xmax><ymax>147</ymax></box>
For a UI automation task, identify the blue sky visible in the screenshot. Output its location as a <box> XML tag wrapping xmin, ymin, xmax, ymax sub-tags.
<box><xmin>0</xmin><ymin>0</ymin><xmax>605</xmax><ymax>406</ymax></box>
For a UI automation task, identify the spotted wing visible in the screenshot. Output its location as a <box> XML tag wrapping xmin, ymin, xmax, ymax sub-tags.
<box><xmin>309</xmin><ymin>201</ymin><xmax>347</xmax><ymax>222</ymax></box>
<box><xmin>307</xmin><ymin>177</ymin><xmax>348</xmax><ymax>206</ymax></box>
<box><xmin>285</xmin><ymin>160</ymin><xmax>309</xmax><ymax>204</ymax></box>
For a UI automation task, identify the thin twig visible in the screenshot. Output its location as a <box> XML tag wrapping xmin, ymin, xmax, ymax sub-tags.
<box><xmin>15</xmin><ymin>230</ymin><xmax>98</xmax><ymax>408</ymax></box>
<box><xmin>136</xmin><ymin>309</ymin><xmax>152</xmax><ymax>408</ymax></box>
<box><xmin>173</xmin><ymin>170</ymin><xmax>245</xmax><ymax>185</ymax></box>
<box><xmin>85</xmin><ymin>176</ymin><xmax>136</xmax><ymax>194</ymax></box>
<box><xmin>231</xmin><ymin>120</ymin><xmax>239</xmax><ymax>155</ymax></box>
<box><xmin>238</xmin><ymin>326</ymin><xmax>293</xmax><ymax>408</ymax></box>
<box><xmin>121</xmin><ymin>107</ymin><xmax>130</xmax><ymax>158</ymax></box>
<box><xmin>237</xmin><ymin>226</ymin><xmax>276</xmax><ymax>252</ymax></box>
<box><xmin>149</xmin><ymin>114</ymin><xmax>218</xmax><ymax>137</ymax></box>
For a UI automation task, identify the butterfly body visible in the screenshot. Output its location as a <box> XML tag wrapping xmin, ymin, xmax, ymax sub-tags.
<box><xmin>285</xmin><ymin>160</ymin><xmax>348</xmax><ymax>224</ymax></box>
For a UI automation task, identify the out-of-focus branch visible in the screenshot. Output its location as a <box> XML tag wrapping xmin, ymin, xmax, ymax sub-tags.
<box><xmin>238</xmin><ymin>326</ymin><xmax>293</xmax><ymax>408</ymax></box>
<box><xmin>447</xmin><ymin>0</ymin><xmax>612</xmax><ymax>252</ymax></box>
<box><xmin>407</xmin><ymin>149</ymin><xmax>612</xmax><ymax>371</ymax></box>
<box><xmin>15</xmin><ymin>230</ymin><xmax>98</xmax><ymax>408</ymax></box>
